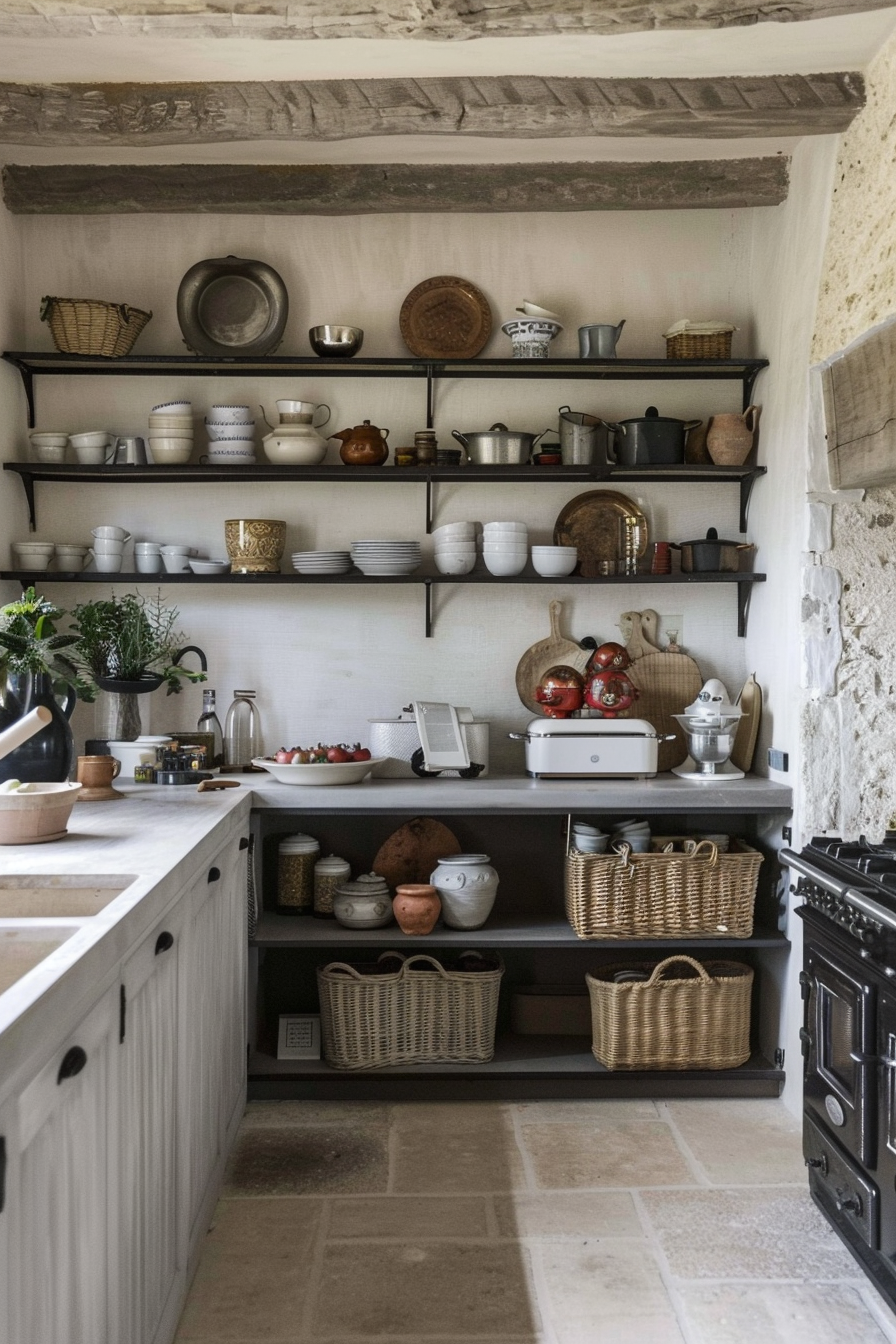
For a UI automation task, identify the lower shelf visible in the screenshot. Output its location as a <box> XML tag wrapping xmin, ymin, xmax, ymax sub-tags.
<box><xmin>247</xmin><ymin>1038</ymin><xmax>784</xmax><ymax>1101</ymax></box>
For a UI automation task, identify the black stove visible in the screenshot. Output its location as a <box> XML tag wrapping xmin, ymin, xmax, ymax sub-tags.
<box><xmin>783</xmin><ymin>837</ymin><xmax>896</xmax><ymax>1311</ymax></box>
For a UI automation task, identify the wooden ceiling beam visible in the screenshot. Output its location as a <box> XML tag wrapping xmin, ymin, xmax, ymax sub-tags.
<box><xmin>1</xmin><ymin>158</ymin><xmax>791</xmax><ymax>213</ymax></box>
<box><xmin>0</xmin><ymin>0</ymin><xmax>890</xmax><ymax>41</ymax></box>
<box><xmin>0</xmin><ymin>74</ymin><xmax>864</xmax><ymax>145</ymax></box>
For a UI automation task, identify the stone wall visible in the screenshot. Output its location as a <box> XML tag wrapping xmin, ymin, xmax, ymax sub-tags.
<box><xmin>805</xmin><ymin>29</ymin><xmax>896</xmax><ymax>837</ymax></box>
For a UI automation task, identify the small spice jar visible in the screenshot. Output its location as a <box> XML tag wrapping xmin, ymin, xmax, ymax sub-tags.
<box><xmin>277</xmin><ymin>833</ymin><xmax>320</xmax><ymax>915</ymax></box>
<box><xmin>414</xmin><ymin>429</ymin><xmax>437</xmax><ymax>465</ymax></box>
<box><xmin>313</xmin><ymin>853</ymin><xmax>351</xmax><ymax>919</ymax></box>
<box><xmin>394</xmin><ymin>447</ymin><xmax>418</xmax><ymax>468</ymax></box>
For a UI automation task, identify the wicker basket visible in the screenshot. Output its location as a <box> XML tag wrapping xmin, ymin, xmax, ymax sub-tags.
<box><xmin>665</xmin><ymin>330</ymin><xmax>732</xmax><ymax>359</ymax></box>
<box><xmin>565</xmin><ymin>838</ymin><xmax>761</xmax><ymax>940</ymax></box>
<box><xmin>317</xmin><ymin>950</ymin><xmax>504</xmax><ymax>1070</ymax></box>
<box><xmin>40</xmin><ymin>296</ymin><xmax>152</xmax><ymax>357</ymax></box>
<box><xmin>587</xmin><ymin>955</ymin><xmax>754</xmax><ymax>1070</ymax></box>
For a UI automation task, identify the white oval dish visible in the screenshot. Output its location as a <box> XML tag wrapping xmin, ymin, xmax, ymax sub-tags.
<box><xmin>252</xmin><ymin>756</ymin><xmax>384</xmax><ymax>786</ymax></box>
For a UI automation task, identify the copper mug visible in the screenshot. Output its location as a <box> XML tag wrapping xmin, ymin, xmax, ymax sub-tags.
<box><xmin>76</xmin><ymin>754</ymin><xmax>121</xmax><ymax>789</ymax></box>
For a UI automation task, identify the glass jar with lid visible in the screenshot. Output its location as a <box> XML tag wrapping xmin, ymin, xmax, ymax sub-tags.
<box><xmin>277</xmin><ymin>833</ymin><xmax>320</xmax><ymax>915</ymax></box>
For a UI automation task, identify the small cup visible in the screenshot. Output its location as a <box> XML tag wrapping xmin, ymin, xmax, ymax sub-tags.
<box><xmin>135</xmin><ymin>553</ymin><xmax>162</xmax><ymax>574</ymax></box>
<box><xmin>12</xmin><ymin>542</ymin><xmax>54</xmax><ymax>571</ymax></box>
<box><xmin>92</xmin><ymin>525</ymin><xmax>131</xmax><ymax>542</ymax></box>
<box><xmin>70</xmin><ymin>431</ymin><xmax>114</xmax><ymax>451</ymax></box>
<box><xmin>161</xmin><ymin>548</ymin><xmax>190</xmax><ymax>573</ymax></box>
<box><xmin>91</xmin><ymin>552</ymin><xmax>123</xmax><ymax>573</ymax></box>
<box><xmin>91</xmin><ymin>537</ymin><xmax>124</xmax><ymax>555</ymax></box>
<box><xmin>54</xmin><ymin>544</ymin><xmax>89</xmax><ymax>572</ymax></box>
<box><xmin>134</xmin><ymin>541</ymin><xmax>161</xmax><ymax>552</ymax></box>
<box><xmin>74</xmin><ymin>444</ymin><xmax>111</xmax><ymax>465</ymax></box>
<box><xmin>76</xmin><ymin>755</ymin><xmax>122</xmax><ymax>793</ymax></box>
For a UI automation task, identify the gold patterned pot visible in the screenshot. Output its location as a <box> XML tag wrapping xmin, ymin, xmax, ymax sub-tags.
<box><xmin>224</xmin><ymin>518</ymin><xmax>286</xmax><ymax>573</ymax></box>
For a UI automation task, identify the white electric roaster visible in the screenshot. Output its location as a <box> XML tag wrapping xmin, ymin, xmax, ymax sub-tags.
<box><xmin>510</xmin><ymin>718</ymin><xmax>670</xmax><ymax>779</ymax></box>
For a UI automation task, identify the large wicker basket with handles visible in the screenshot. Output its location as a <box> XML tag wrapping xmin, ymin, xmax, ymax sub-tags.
<box><xmin>40</xmin><ymin>296</ymin><xmax>152</xmax><ymax>357</ymax></box>
<box><xmin>565</xmin><ymin>838</ymin><xmax>761</xmax><ymax>940</ymax></box>
<box><xmin>317</xmin><ymin>950</ymin><xmax>504</xmax><ymax>1070</ymax></box>
<box><xmin>587</xmin><ymin>955</ymin><xmax>754</xmax><ymax>1070</ymax></box>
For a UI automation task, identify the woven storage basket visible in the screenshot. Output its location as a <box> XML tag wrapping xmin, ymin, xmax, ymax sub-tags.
<box><xmin>565</xmin><ymin>838</ymin><xmax>761</xmax><ymax>940</ymax></box>
<box><xmin>587</xmin><ymin>955</ymin><xmax>753</xmax><ymax>1070</ymax></box>
<box><xmin>665</xmin><ymin>330</ymin><xmax>732</xmax><ymax>359</ymax></box>
<box><xmin>317</xmin><ymin>950</ymin><xmax>504</xmax><ymax>1070</ymax></box>
<box><xmin>40</xmin><ymin>296</ymin><xmax>152</xmax><ymax>357</ymax></box>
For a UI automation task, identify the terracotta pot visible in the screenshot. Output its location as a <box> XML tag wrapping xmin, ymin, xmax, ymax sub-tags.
<box><xmin>706</xmin><ymin>406</ymin><xmax>760</xmax><ymax>466</ymax></box>
<box><xmin>393</xmin><ymin>883</ymin><xmax>441</xmax><ymax>935</ymax></box>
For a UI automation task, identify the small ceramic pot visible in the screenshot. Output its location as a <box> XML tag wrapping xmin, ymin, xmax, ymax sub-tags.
<box><xmin>333</xmin><ymin>873</ymin><xmax>393</xmax><ymax>929</ymax></box>
<box><xmin>224</xmin><ymin>518</ymin><xmax>286</xmax><ymax>574</ymax></box>
<box><xmin>393</xmin><ymin>884</ymin><xmax>441</xmax><ymax>935</ymax></box>
<box><xmin>429</xmin><ymin>854</ymin><xmax>499</xmax><ymax>930</ymax></box>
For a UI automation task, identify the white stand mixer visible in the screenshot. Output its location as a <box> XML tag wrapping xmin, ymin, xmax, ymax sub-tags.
<box><xmin>672</xmin><ymin>678</ymin><xmax>745</xmax><ymax>782</ymax></box>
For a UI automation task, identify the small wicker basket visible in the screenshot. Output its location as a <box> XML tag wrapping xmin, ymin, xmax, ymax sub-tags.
<box><xmin>665</xmin><ymin>330</ymin><xmax>732</xmax><ymax>359</ymax></box>
<box><xmin>587</xmin><ymin>955</ymin><xmax>754</xmax><ymax>1070</ymax></box>
<box><xmin>565</xmin><ymin>838</ymin><xmax>761</xmax><ymax>940</ymax></box>
<box><xmin>317</xmin><ymin>950</ymin><xmax>504</xmax><ymax>1070</ymax></box>
<box><xmin>40</xmin><ymin>296</ymin><xmax>152</xmax><ymax>357</ymax></box>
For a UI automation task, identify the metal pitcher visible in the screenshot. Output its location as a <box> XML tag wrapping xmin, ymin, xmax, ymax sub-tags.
<box><xmin>558</xmin><ymin>407</ymin><xmax>615</xmax><ymax>472</ymax></box>
<box><xmin>578</xmin><ymin>321</ymin><xmax>626</xmax><ymax>359</ymax></box>
<box><xmin>111</xmin><ymin>435</ymin><xmax>148</xmax><ymax>465</ymax></box>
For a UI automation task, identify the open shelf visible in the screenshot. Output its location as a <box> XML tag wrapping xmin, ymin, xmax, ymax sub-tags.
<box><xmin>252</xmin><ymin>912</ymin><xmax>789</xmax><ymax>950</ymax></box>
<box><xmin>247</xmin><ymin>1040</ymin><xmax>784</xmax><ymax>1100</ymax></box>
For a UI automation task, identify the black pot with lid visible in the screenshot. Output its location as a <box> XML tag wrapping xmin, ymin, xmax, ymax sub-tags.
<box><xmin>612</xmin><ymin>406</ymin><xmax>703</xmax><ymax>466</ymax></box>
<box><xmin>674</xmin><ymin>527</ymin><xmax>754</xmax><ymax>573</ymax></box>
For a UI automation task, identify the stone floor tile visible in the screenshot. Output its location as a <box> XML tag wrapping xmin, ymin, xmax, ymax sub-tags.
<box><xmin>205</xmin><ymin>1197</ymin><xmax>322</xmax><ymax>1256</ymax></box>
<box><xmin>494</xmin><ymin>1190</ymin><xmax>641</xmax><ymax>1238</ymax></box>
<box><xmin>515</xmin><ymin>1099</ymin><xmax>659</xmax><ymax>1125</ymax></box>
<box><xmin>223</xmin><ymin>1125</ymin><xmax>389</xmax><ymax>1196</ymax></box>
<box><xmin>520</xmin><ymin>1120</ymin><xmax>696</xmax><ymax>1189</ymax></box>
<box><xmin>676</xmin><ymin>1283</ymin><xmax>889</xmax><ymax>1343</ymax></box>
<box><xmin>535</xmin><ymin>1239</ymin><xmax>685</xmax><ymax>1344</ymax></box>
<box><xmin>176</xmin><ymin>1249</ymin><xmax>311</xmax><ymax>1340</ymax></box>
<box><xmin>241</xmin><ymin>1100</ymin><xmax>390</xmax><ymax>1129</ymax></box>
<box><xmin>310</xmin><ymin>1241</ymin><xmax>541</xmax><ymax>1337</ymax></box>
<box><xmin>662</xmin><ymin>1100</ymin><xmax>805</xmax><ymax>1184</ymax></box>
<box><xmin>328</xmin><ymin>1194</ymin><xmax>490</xmax><ymax>1239</ymax></box>
<box><xmin>391</xmin><ymin>1102</ymin><xmax>527</xmax><ymax>1193</ymax></box>
<box><xmin>640</xmin><ymin>1187</ymin><xmax>861</xmax><ymax>1280</ymax></box>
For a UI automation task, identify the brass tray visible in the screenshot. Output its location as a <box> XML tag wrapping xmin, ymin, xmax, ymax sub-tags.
<box><xmin>553</xmin><ymin>489</ymin><xmax>649</xmax><ymax>578</ymax></box>
<box><xmin>399</xmin><ymin>275</ymin><xmax>492</xmax><ymax>359</ymax></box>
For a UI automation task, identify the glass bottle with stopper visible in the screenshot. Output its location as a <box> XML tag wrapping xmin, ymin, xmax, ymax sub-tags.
<box><xmin>224</xmin><ymin>689</ymin><xmax>262</xmax><ymax>769</ymax></box>
<box><xmin>197</xmin><ymin>689</ymin><xmax>224</xmax><ymax>768</ymax></box>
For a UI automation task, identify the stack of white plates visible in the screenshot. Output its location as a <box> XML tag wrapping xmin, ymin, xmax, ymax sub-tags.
<box><xmin>291</xmin><ymin>550</ymin><xmax>352</xmax><ymax>575</ymax></box>
<box><xmin>351</xmin><ymin>540</ymin><xmax>422</xmax><ymax>576</ymax></box>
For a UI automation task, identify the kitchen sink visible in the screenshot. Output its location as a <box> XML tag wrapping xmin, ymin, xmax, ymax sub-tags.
<box><xmin>0</xmin><ymin>876</ymin><xmax>133</xmax><ymax>919</ymax></box>
<box><xmin>0</xmin><ymin>926</ymin><xmax>78</xmax><ymax>996</ymax></box>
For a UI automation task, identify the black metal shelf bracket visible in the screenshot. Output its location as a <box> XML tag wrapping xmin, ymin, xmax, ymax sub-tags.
<box><xmin>742</xmin><ymin>364</ymin><xmax>765</xmax><ymax>413</ymax></box>
<box><xmin>739</xmin><ymin>470</ymin><xmax>759</xmax><ymax>533</ymax></box>
<box><xmin>737</xmin><ymin>579</ymin><xmax>753</xmax><ymax>638</ymax></box>
<box><xmin>19</xmin><ymin>472</ymin><xmax>37</xmax><ymax>532</ymax></box>
<box><xmin>425</xmin><ymin>475</ymin><xmax>435</xmax><ymax>534</ymax></box>
<box><xmin>424</xmin><ymin>578</ymin><xmax>433</xmax><ymax>638</ymax></box>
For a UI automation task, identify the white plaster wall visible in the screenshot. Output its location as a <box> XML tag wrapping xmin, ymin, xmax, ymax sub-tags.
<box><xmin>0</xmin><ymin>204</ymin><xmax>25</xmax><ymax>608</ymax></box>
<box><xmin>6</xmin><ymin>206</ymin><xmax>754</xmax><ymax>765</ymax></box>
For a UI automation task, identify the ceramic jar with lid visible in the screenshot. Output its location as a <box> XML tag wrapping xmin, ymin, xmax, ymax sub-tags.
<box><xmin>277</xmin><ymin>833</ymin><xmax>320</xmax><ymax>915</ymax></box>
<box><xmin>314</xmin><ymin>853</ymin><xmax>351</xmax><ymax>918</ymax></box>
<box><xmin>430</xmin><ymin>854</ymin><xmax>499</xmax><ymax>930</ymax></box>
<box><xmin>333</xmin><ymin>873</ymin><xmax>393</xmax><ymax>929</ymax></box>
<box><xmin>393</xmin><ymin>884</ymin><xmax>441</xmax><ymax>935</ymax></box>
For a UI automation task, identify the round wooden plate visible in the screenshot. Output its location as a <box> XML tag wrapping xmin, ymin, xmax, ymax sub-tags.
<box><xmin>372</xmin><ymin>817</ymin><xmax>461</xmax><ymax>889</ymax></box>
<box><xmin>399</xmin><ymin>276</ymin><xmax>492</xmax><ymax>359</ymax></box>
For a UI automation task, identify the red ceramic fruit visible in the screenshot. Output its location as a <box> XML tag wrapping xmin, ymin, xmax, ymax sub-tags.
<box><xmin>588</xmin><ymin>641</ymin><xmax>631</xmax><ymax>672</ymax></box>
<box><xmin>535</xmin><ymin>664</ymin><xmax>584</xmax><ymax>719</ymax></box>
<box><xmin>584</xmin><ymin>669</ymin><xmax>639</xmax><ymax>717</ymax></box>
<box><xmin>393</xmin><ymin>884</ymin><xmax>441</xmax><ymax>935</ymax></box>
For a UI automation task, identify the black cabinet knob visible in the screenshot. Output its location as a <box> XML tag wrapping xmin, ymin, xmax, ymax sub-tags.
<box><xmin>208</xmin><ymin>867</ymin><xmax>221</xmax><ymax>883</ymax></box>
<box><xmin>805</xmin><ymin>1155</ymin><xmax>828</xmax><ymax>1174</ymax></box>
<box><xmin>57</xmin><ymin>1046</ymin><xmax>88</xmax><ymax>1084</ymax></box>
<box><xmin>239</xmin><ymin>836</ymin><xmax>250</xmax><ymax>851</ymax></box>
<box><xmin>155</xmin><ymin>931</ymin><xmax>174</xmax><ymax>955</ymax></box>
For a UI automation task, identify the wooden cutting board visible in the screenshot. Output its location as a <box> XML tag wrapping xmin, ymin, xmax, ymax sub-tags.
<box><xmin>372</xmin><ymin>817</ymin><xmax>461</xmax><ymax>888</ymax></box>
<box><xmin>620</xmin><ymin>610</ymin><xmax>703</xmax><ymax>772</ymax></box>
<box><xmin>515</xmin><ymin>598</ymin><xmax>591</xmax><ymax>715</ymax></box>
<box><xmin>732</xmin><ymin>672</ymin><xmax>762</xmax><ymax>773</ymax></box>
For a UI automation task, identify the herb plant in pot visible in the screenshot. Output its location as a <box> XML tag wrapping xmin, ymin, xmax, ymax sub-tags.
<box><xmin>70</xmin><ymin>593</ymin><xmax>207</xmax><ymax>741</ymax></box>
<box><xmin>0</xmin><ymin>588</ymin><xmax>82</xmax><ymax>783</ymax></box>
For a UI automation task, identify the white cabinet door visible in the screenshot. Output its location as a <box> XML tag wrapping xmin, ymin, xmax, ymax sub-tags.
<box><xmin>179</xmin><ymin>833</ymin><xmax>248</xmax><ymax>1250</ymax></box>
<box><xmin>3</xmin><ymin>985</ymin><xmax>118</xmax><ymax>1344</ymax></box>
<box><xmin>112</xmin><ymin>908</ymin><xmax>183</xmax><ymax>1344</ymax></box>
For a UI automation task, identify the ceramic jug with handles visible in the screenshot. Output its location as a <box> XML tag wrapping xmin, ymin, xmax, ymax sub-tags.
<box><xmin>578</xmin><ymin>321</ymin><xmax>626</xmax><ymax>359</ymax></box>
<box><xmin>0</xmin><ymin>672</ymin><xmax>76</xmax><ymax>783</ymax></box>
<box><xmin>706</xmin><ymin>405</ymin><xmax>760</xmax><ymax>466</ymax></box>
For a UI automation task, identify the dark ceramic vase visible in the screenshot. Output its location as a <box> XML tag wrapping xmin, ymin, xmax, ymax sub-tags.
<box><xmin>0</xmin><ymin>672</ymin><xmax>77</xmax><ymax>783</ymax></box>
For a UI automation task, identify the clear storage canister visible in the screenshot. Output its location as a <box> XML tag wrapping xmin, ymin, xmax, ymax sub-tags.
<box><xmin>314</xmin><ymin>853</ymin><xmax>351</xmax><ymax>919</ymax></box>
<box><xmin>277</xmin><ymin>833</ymin><xmax>320</xmax><ymax>915</ymax></box>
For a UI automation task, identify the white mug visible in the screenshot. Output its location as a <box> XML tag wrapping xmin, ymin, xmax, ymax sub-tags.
<box><xmin>74</xmin><ymin>445</ymin><xmax>109</xmax><ymax>465</ymax></box>
<box><xmin>162</xmin><ymin>553</ymin><xmax>190</xmax><ymax>573</ymax></box>
<box><xmin>135</xmin><ymin>553</ymin><xmax>162</xmax><ymax>574</ymax></box>
<box><xmin>89</xmin><ymin>551</ymin><xmax>123</xmax><ymax>573</ymax></box>
<box><xmin>92</xmin><ymin>526</ymin><xmax>131</xmax><ymax>542</ymax></box>
<box><xmin>54</xmin><ymin>546</ymin><xmax>88</xmax><ymax>572</ymax></box>
<box><xmin>32</xmin><ymin>445</ymin><xmax>67</xmax><ymax>464</ymax></box>
<box><xmin>92</xmin><ymin>537</ymin><xmax>125</xmax><ymax>554</ymax></box>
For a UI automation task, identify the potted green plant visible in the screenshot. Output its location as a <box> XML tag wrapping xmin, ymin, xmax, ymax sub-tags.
<box><xmin>0</xmin><ymin>587</ymin><xmax>83</xmax><ymax>782</ymax></box>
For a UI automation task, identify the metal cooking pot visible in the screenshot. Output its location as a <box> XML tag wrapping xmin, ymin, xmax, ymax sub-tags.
<box><xmin>558</xmin><ymin>406</ymin><xmax>613</xmax><ymax>471</ymax></box>
<box><xmin>674</xmin><ymin>527</ymin><xmax>755</xmax><ymax>573</ymax></box>
<box><xmin>452</xmin><ymin>422</ymin><xmax>549</xmax><ymax>465</ymax></box>
<box><xmin>613</xmin><ymin>406</ymin><xmax>702</xmax><ymax>466</ymax></box>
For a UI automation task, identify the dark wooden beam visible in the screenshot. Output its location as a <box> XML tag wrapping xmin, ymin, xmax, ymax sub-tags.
<box><xmin>0</xmin><ymin>0</ymin><xmax>890</xmax><ymax>40</ymax></box>
<box><xmin>1</xmin><ymin>159</ymin><xmax>790</xmax><ymax>213</ymax></box>
<box><xmin>0</xmin><ymin>74</ymin><xmax>864</xmax><ymax>146</ymax></box>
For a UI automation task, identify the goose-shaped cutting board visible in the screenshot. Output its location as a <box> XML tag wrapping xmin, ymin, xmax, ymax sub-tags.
<box><xmin>620</xmin><ymin>609</ymin><xmax>703</xmax><ymax>772</ymax></box>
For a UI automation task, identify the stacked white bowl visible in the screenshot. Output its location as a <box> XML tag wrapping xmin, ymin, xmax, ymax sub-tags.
<box><xmin>432</xmin><ymin>521</ymin><xmax>478</xmax><ymax>575</ymax></box>
<box><xmin>531</xmin><ymin>544</ymin><xmax>578</xmax><ymax>577</ymax></box>
<box><xmin>148</xmin><ymin>401</ymin><xmax>193</xmax><ymax>465</ymax></box>
<box><xmin>291</xmin><ymin>550</ymin><xmax>352</xmax><ymax>575</ymax></box>
<box><xmin>482</xmin><ymin>520</ymin><xmax>528</xmax><ymax>577</ymax></box>
<box><xmin>351</xmin><ymin>540</ymin><xmax>422</xmax><ymax>576</ymax></box>
<box><xmin>204</xmin><ymin>404</ymin><xmax>256</xmax><ymax>465</ymax></box>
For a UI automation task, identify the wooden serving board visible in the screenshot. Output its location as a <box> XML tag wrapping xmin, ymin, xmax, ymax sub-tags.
<box><xmin>372</xmin><ymin>817</ymin><xmax>461</xmax><ymax>888</ymax></box>
<box><xmin>620</xmin><ymin>610</ymin><xmax>703</xmax><ymax>772</ymax></box>
<box><xmin>515</xmin><ymin>598</ymin><xmax>591</xmax><ymax>715</ymax></box>
<box><xmin>732</xmin><ymin>672</ymin><xmax>762</xmax><ymax>773</ymax></box>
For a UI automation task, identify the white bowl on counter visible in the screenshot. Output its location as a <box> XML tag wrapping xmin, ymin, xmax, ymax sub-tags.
<box><xmin>252</xmin><ymin>756</ymin><xmax>384</xmax><ymax>786</ymax></box>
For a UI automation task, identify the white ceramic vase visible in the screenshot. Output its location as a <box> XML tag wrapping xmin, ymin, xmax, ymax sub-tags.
<box><xmin>429</xmin><ymin>854</ymin><xmax>499</xmax><ymax>930</ymax></box>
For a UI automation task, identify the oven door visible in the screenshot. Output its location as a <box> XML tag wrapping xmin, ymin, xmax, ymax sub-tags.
<box><xmin>802</xmin><ymin>936</ymin><xmax>877</xmax><ymax>1164</ymax></box>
